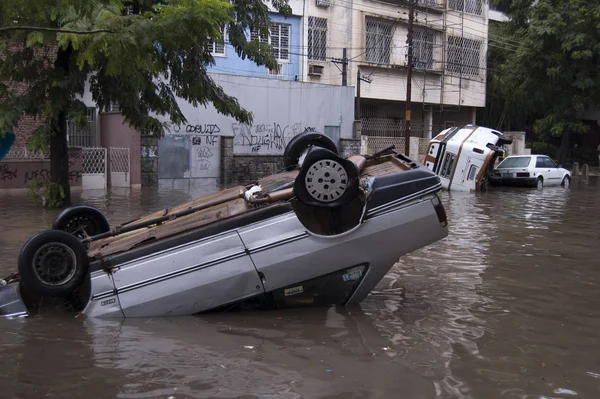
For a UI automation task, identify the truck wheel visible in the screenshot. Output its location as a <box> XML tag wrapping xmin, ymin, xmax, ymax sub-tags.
<box><xmin>283</xmin><ymin>132</ymin><xmax>338</xmax><ymax>170</ymax></box>
<box><xmin>18</xmin><ymin>230</ymin><xmax>90</xmax><ymax>298</ymax></box>
<box><xmin>294</xmin><ymin>146</ymin><xmax>359</xmax><ymax>208</ymax></box>
<box><xmin>53</xmin><ymin>205</ymin><xmax>110</xmax><ymax>239</ymax></box>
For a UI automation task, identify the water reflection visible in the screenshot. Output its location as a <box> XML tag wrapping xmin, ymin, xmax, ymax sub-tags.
<box><xmin>0</xmin><ymin>178</ymin><xmax>599</xmax><ymax>398</ymax></box>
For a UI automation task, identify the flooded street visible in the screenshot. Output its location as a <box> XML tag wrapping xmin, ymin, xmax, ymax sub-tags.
<box><xmin>1</xmin><ymin>178</ymin><xmax>599</xmax><ymax>399</ymax></box>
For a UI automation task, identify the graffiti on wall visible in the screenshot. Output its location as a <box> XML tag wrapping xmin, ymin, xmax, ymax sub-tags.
<box><xmin>232</xmin><ymin>122</ymin><xmax>304</xmax><ymax>155</ymax></box>
<box><xmin>190</xmin><ymin>134</ymin><xmax>220</xmax><ymax>177</ymax></box>
<box><xmin>174</xmin><ymin>124</ymin><xmax>221</xmax><ymax>135</ymax></box>
<box><xmin>0</xmin><ymin>151</ymin><xmax>82</xmax><ymax>188</ymax></box>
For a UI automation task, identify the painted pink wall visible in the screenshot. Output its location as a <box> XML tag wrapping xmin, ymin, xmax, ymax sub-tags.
<box><xmin>0</xmin><ymin>148</ymin><xmax>82</xmax><ymax>190</ymax></box>
<box><xmin>99</xmin><ymin>112</ymin><xmax>141</xmax><ymax>186</ymax></box>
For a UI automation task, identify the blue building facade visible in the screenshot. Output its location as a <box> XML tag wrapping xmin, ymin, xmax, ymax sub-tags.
<box><xmin>208</xmin><ymin>13</ymin><xmax>302</xmax><ymax>81</ymax></box>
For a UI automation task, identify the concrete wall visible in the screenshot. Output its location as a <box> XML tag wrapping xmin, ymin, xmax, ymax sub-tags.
<box><xmin>0</xmin><ymin>148</ymin><xmax>82</xmax><ymax>190</ymax></box>
<box><xmin>155</xmin><ymin>73</ymin><xmax>355</xmax><ymax>186</ymax></box>
<box><xmin>99</xmin><ymin>112</ymin><xmax>142</xmax><ymax>187</ymax></box>
<box><xmin>220</xmin><ymin>136</ymin><xmax>362</xmax><ymax>186</ymax></box>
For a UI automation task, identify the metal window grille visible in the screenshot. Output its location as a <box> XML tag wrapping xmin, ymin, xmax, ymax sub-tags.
<box><xmin>448</xmin><ymin>0</ymin><xmax>483</xmax><ymax>16</ymax></box>
<box><xmin>308</xmin><ymin>17</ymin><xmax>327</xmax><ymax>61</ymax></box>
<box><xmin>365</xmin><ymin>18</ymin><xmax>393</xmax><ymax>64</ymax></box>
<box><xmin>413</xmin><ymin>28</ymin><xmax>434</xmax><ymax>70</ymax></box>
<box><xmin>446</xmin><ymin>36</ymin><xmax>482</xmax><ymax>77</ymax></box>
<box><xmin>67</xmin><ymin>107</ymin><xmax>97</xmax><ymax>148</ymax></box>
<box><xmin>208</xmin><ymin>25</ymin><xmax>226</xmax><ymax>56</ymax></box>
<box><xmin>251</xmin><ymin>23</ymin><xmax>290</xmax><ymax>61</ymax></box>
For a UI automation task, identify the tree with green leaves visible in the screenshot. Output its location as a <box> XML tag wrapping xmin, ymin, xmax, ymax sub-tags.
<box><xmin>0</xmin><ymin>0</ymin><xmax>291</xmax><ymax>206</ymax></box>
<box><xmin>487</xmin><ymin>0</ymin><xmax>600</xmax><ymax>164</ymax></box>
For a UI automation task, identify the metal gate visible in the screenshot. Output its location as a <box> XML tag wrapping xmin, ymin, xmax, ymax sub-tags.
<box><xmin>109</xmin><ymin>147</ymin><xmax>130</xmax><ymax>187</ymax></box>
<box><xmin>82</xmin><ymin>147</ymin><xmax>107</xmax><ymax>189</ymax></box>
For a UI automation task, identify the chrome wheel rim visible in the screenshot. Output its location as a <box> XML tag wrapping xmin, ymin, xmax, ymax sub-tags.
<box><xmin>304</xmin><ymin>159</ymin><xmax>348</xmax><ymax>203</ymax></box>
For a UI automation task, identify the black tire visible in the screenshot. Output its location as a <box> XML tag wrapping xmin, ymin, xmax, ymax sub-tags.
<box><xmin>293</xmin><ymin>146</ymin><xmax>359</xmax><ymax>208</ymax></box>
<box><xmin>536</xmin><ymin>176</ymin><xmax>544</xmax><ymax>190</ymax></box>
<box><xmin>18</xmin><ymin>230</ymin><xmax>90</xmax><ymax>298</ymax></box>
<box><xmin>283</xmin><ymin>132</ymin><xmax>338</xmax><ymax>170</ymax></box>
<box><xmin>561</xmin><ymin>175</ymin><xmax>571</xmax><ymax>188</ymax></box>
<box><xmin>53</xmin><ymin>205</ymin><xmax>110</xmax><ymax>239</ymax></box>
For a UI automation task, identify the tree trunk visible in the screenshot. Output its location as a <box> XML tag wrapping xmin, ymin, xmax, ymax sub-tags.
<box><xmin>51</xmin><ymin>46</ymin><xmax>73</xmax><ymax>207</ymax></box>
<box><xmin>51</xmin><ymin>111</ymin><xmax>72</xmax><ymax>207</ymax></box>
<box><xmin>557</xmin><ymin>129</ymin><xmax>570</xmax><ymax>166</ymax></box>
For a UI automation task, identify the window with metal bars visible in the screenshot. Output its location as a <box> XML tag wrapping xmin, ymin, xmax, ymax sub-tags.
<box><xmin>413</xmin><ymin>28</ymin><xmax>434</xmax><ymax>70</ymax></box>
<box><xmin>207</xmin><ymin>25</ymin><xmax>226</xmax><ymax>56</ymax></box>
<box><xmin>365</xmin><ymin>18</ymin><xmax>393</xmax><ymax>64</ymax></box>
<box><xmin>446</xmin><ymin>36</ymin><xmax>482</xmax><ymax>77</ymax></box>
<box><xmin>448</xmin><ymin>0</ymin><xmax>483</xmax><ymax>16</ymax></box>
<box><xmin>251</xmin><ymin>22</ymin><xmax>291</xmax><ymax>62</ymax></box>
<box><xmin>308</xmin><ymin>17</ymin><xmax>327</xmax><ymax>61</ymax></box>
<box><xmin>67</xmin><ymin>107</ymin><xmax>97</xmax><ymax>148</ymax></box>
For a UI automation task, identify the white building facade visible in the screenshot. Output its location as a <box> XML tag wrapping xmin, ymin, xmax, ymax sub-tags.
<box><xmin>300</xmin><ymin>0</ymin><xmax>489</xmax><ymax>141</ymax></box>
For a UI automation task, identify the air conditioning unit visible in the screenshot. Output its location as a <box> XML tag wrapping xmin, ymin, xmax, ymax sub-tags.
<box><xmin>308</xmin><ymin>64</ymin><xmax>324</xmax><ymax>76</ymax></box>
<box><xmin>316</xmin><ymin>0</ymin><xmax>331</xmax><ymax>7</ymax></box>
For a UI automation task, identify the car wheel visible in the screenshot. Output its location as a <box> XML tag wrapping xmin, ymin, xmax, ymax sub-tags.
<box><xmin>561</xmin><ymin>175</ymin><xmax>571</xmax><ymax>188</ymax></box>
<box><xmin>283</xmin><ymin>132</ymin><xmax>338</xmax><ymax>170</ymax></box>
<box><xmin>18</xmin><ymin>230</ymin><xmax>90</xmax><ymax>298</ymax></box>
<box><xmin>293</xmin><ymin>146</ymin><xmax>359</xmax><ymax>208</ymax></box>
<box><xmin>536</xmin><ymin>176</ymin><xmax>543</xmax><ymax>190</ymax></box>
<box><xmin>52</xmin><ymin>205</ymin><xmax>110</xmax><ymax>239</ymax></box>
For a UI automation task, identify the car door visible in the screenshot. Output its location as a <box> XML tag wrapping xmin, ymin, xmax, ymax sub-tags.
<box><xmin>534</xmin><ymin>156</ymin><xmax>552</xmax><ymax>184</ymax></box>
<box><xmin>112</xmin><ymin>231</ymin><xmax>265</xmax><ymax>317</ymax></box>
<box><xmin>544</xmin><ymin>157</ymin><xmax>563</xmax><ymax>185</ymax></box>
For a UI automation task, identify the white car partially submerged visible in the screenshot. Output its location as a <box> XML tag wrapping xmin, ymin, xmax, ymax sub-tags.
<box><xmin>489</xmin><ymin>155</ymin><xmax>571</xmax><ymax>189</ymax></box>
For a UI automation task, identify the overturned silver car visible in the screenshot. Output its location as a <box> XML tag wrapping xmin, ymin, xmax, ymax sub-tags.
<box><xmin>0</xmin><ymin>133</ymin><xmax>448</xmax><ymax>318</ymax></box>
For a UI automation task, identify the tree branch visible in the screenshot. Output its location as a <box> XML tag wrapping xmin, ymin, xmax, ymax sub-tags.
<box><xmin>0</xmin><ymin>26</ymin><xmax>114</xmax><ymax>34</ymax></box>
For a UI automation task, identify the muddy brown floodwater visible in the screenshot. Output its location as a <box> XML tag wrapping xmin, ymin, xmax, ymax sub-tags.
<box><xmin>0</xmin><ymin>178</ymin><xmax>599</xmax><ymax>399</ymax></box>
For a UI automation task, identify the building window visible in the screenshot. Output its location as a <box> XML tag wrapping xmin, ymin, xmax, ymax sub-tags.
<box><xmin>413</xmin><ymin>28</ymin><xmax>434</xmax><ymax>70</ymax></box>
<box><xmin>448</xmin><ymin>0</ymin><xmax>483</xmax><ymax>16</ymax></box>
<box><xmin>207</xmin><ymin>25</ymin><xmax>226</xmax><ymax>56</ymax></box>
<box><xmin>446</xmin><ymin>36</ymin><xmax>482</xmax><ymax>77</ymax></box>
<box><xmin>251</xmin><ymin>22</ymin><xmax>291</xmax><ymax>62</ymax></box>
<box><xmin>365</xmin><ymin>18</ymin><xmax>393</xmax><ymax>64</ymax></box>
<box><xmin>308</xmin><ymin>17</ymin><xmax>327</xmax><ymax>61</ymax></box>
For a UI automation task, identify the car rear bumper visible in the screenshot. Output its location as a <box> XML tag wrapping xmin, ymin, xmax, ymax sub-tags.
<box><xmin>489</xmin><ymin>176</ymin><xmax>538</xmax><ymax>187</ymax></box>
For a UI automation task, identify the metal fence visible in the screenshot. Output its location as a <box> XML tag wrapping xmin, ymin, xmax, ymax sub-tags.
<box><xmin>4</xmin><ymin>148</ymin><xmax>49</xmax><ymax>159</ymax></box>
<box><xmin>82</xmin><ymin>147</ymin><xmax>107</xmax><ymax>174</ymax></box>
<box><xmin>110</xmin><ymin>147</ymin><xmax>130</xmax><ymax>173</ymax></box>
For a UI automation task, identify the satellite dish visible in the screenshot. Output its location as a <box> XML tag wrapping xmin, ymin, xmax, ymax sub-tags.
<box><xmin>0</xmin><ymin>132</ymin><xmax>16</xmax><ymax>161</ymax></box>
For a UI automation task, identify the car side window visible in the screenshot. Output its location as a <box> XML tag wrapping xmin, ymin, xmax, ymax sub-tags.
<box><xmin>545</xmin><ymin>157</ymin><xmax>558</xmax><ymax>168</ymax></box>
<box><xmin>535</xmin><ymin>157</ymin><xmax>546</xmax><ymax>168</ymax></box>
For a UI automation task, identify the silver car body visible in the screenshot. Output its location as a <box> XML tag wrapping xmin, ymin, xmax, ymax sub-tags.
<box><xmin>82</xmin><ymin>190</ymin><xmax>446</xmax><ymax>318</ymax></box>
<box><xmin>1</xmin><ymin>149</ymin><xmax>448</xmax><ymax>319</ymax></box>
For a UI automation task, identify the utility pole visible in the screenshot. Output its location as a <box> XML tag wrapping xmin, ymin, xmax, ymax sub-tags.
<box><xmin>355</xmin><ymin>68</ymin><xmax>372</xmax><ymax>121</ymax></box>
<box><xmin>405</xmin><ymin>0</ymin><xmax>415</xmax><ymax>156</ymax></box>
<box><xmin>332</xmin><ymin>48</ymin><xmax>349</xmax><ymax>86</ymax></box>
<box><xmin>342</xmin><ymin>48</ymin><xmax>347</xmax><ymax>86</ymax></box>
